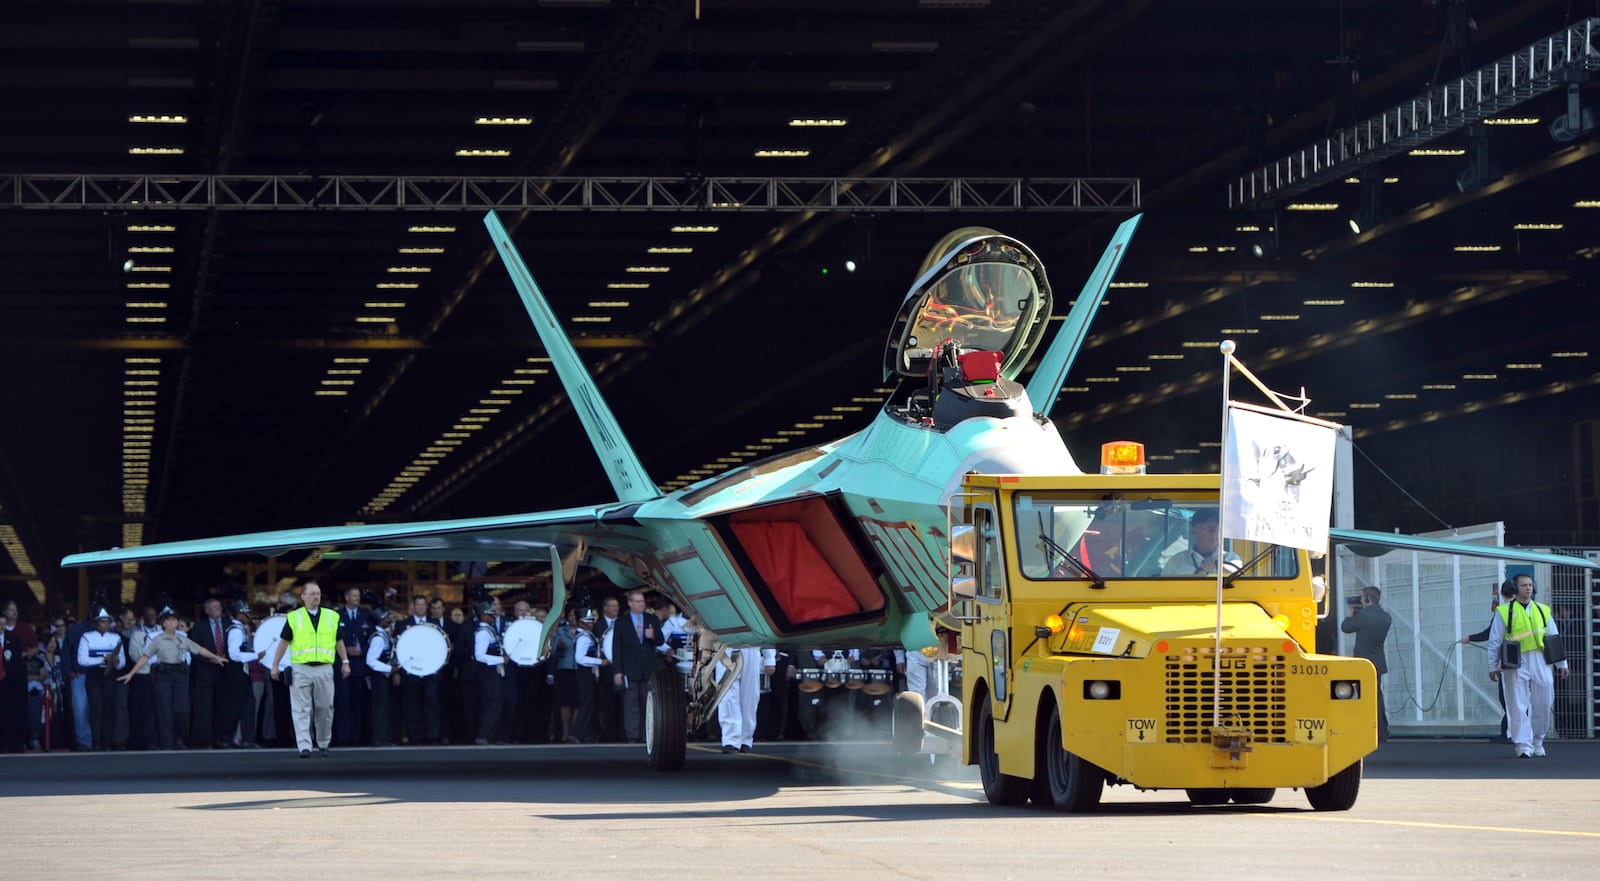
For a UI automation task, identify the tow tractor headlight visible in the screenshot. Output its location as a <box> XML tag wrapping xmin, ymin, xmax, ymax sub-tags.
<box><xmin>1331</xmin><ymin>680</ymin><xmax>1360</xmax><ymax>700</ymax></box>
<box><xmin>1084</xmin><ymin>680</ymin><xmax>1120</xmax><ymax>700</ymax></box>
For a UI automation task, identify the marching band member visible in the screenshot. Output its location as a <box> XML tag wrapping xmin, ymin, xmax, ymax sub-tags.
<box><xmin>570</xmin><ymin>609</ymin><xmax>602</xmax><ymax>743</ymax></box>
<box><xmin>366</xmin><ymin>607</ymin><xmax>398</xmax><ymax>747</ymax></box>
<box><xmin>223</xmin><ymin>600</ymin><xmax>261</xmax><ymax>748</ymax></box>
<box><xmin>472</xmin><ymin>600</ymin><xmax>507</xmax><ymax>745</ymax></box>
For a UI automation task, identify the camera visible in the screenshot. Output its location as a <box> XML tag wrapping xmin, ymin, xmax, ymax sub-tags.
<box><xmin>1346</xmin><ymin>596</ymin><xmax>1363</xmax><ymax>607</ymax></box>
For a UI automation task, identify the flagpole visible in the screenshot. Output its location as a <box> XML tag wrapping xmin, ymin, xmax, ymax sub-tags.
<box><xmin>1215</xmin><ymin>340</ymin><xmax>1235</xmax><ymax>732</ymax></box>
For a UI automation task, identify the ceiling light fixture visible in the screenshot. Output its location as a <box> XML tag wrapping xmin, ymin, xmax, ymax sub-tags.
<box><xmin>454</xmin><ymin>148</ymin><xmax>512</xmax><ymax>157</ymax></box>
<box><xmin>670</xmin><ymin>225</ymin><xmax>718</xmax><ymax>233</ymax></box>
<box><xmin>474</xmin><ymin>117</ymin><xmax>532</xmax><ymax>126</ymax></box>
<box><xmin>789</xmin><ymin>119</ymin><xmax>847</xmax><ymax>127</ymax></box>
<box><xmin>1409</xmin><ymin>147</ymin><xmax>1467</xmax><ymax>156</ymax></box>
<box><xmin>1285</xmin><ymin>202</ymin><xmax>1340</xmax><ymax>211</ymax></box>
<box><xmin>128</xmin><ymin>146</ymin><xmax>184</xmax><ymax>155</ymax></box>
<box><xmin>754</xmin><ymin>149</ymin><xmax>811</xmax><ymax>158</ymax></box>
<box><xmin>407</xmin><ymin>225</ymin><xmax>456</xmax><ymax>233</ymax></box>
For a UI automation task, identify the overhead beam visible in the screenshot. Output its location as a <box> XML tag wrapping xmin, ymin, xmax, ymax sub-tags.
<box><xmin>0</xmin><ymin>335</ymin><xmax>650</xmax><ymax>352</ymax></box>
<box><xmin>1230</xmin><ymin>17</ymin><xmax>1600</xmax><ymax>208</ymax></box>
<box><xmin>0</xmin><ymin>175</ymin><xmax>1140</xmax><ymax>213</ymax></box>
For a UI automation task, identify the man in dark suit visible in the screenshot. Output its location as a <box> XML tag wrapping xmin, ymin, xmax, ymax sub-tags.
<box><xmin>394</xmin><ymin>595</ymin><xmax>443</xmax><ymax>745</ymax></box>
<box><xmin>188</xmin><ymin>597</ymin><xmax>231</xmax><ymax>748</ymax></box>
<box><xmin>333</xmin><ymin>587</ymin><xmax>372</xmax><ymax>745</ymax></box>
<box><xmin>609</xmin><ymin>590</ymin><xmax>663</xmax><ymax>743</ymax></box>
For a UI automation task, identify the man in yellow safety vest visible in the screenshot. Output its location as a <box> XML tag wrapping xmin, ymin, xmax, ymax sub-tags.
<box><xmin>269</xmin><ymin>581</ymin><xmax>350</xmax><ymax>758</ymax></box>
<box><xmin>1486</xmin><ymin>574</ymin><xmax>1570</xmax><ymax>758</ymax></box>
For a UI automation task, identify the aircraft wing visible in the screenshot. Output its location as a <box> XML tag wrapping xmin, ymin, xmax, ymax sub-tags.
<box><xmin>1329</xmin><ymin>527</ymin><xmax>1600</xmax><ymax>569</ymax></box>
<box><xmin>60</xmin><ymin>504</ymin><xmax>616</xmax><ymax>567</ymax></box>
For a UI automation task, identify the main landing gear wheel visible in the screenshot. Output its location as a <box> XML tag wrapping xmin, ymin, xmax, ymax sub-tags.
<box><xmin>976</xmin><ymin>698</ymin><xmax>1029</xmax><ymax>805</ymax></box>
<box><xmin>1228</xmin><ymin>788</ymin><xmax>1275</xmax><ymax>805</ymax></box>
<box><xmin>645</xmin><ymin>666</ymin><xmax>687</xmax><ymax>771</ymax></box>
<box><xmin>1037</xmin><ymin>707</ymin><xmax>1101</xmax><ymax>812</ymax></box>
<box><xmin>1305</xmin><ymin>759</ymin><xmax>1362</xmax><ymax>811</ymax></box>
<box><xmin>892</xmin><ymin>691</ymin><xmax>925</xmax><ymax>755</ymax></box>
<box><xmin>1186</xmin><ymin>789</ymin><xmax>1229</xmax><ymax>806</ymax></box>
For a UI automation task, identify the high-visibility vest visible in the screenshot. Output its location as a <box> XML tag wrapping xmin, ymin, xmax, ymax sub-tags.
<box><xmin>1498</xmin><ymin>601</ymin><xmax>1552</xmax><ymax>655</ymax></box>
<box><xmin>286</xmin><ymin>607</ymin><xmax>340</xmax><ymax>665</ymax></box>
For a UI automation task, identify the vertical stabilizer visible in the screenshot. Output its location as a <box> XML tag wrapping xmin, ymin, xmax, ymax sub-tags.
<box><xmin>484</xmin><ymin>211</ymin><xmax>662</xmax><ymax>503</ymax></box>
<box><xmin>1024</xmin><ymin>214</ymin><xmax>1142</xmax><ymax>405</ymax></box>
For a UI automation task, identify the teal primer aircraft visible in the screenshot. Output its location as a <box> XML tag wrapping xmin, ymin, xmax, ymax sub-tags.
<box><xmin>64</xmin><ymin>211</ymin><xmax>1594</xmax><ymax>768</ymax></box>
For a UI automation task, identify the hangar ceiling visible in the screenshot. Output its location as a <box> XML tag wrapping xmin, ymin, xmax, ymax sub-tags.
<box><xmin>2</xmin><ymin>0</ymin><xmax>1598</xmax><ymax>605</ymax></box>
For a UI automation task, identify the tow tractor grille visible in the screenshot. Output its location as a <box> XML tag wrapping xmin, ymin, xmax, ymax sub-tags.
<box><xmin>1163</xmin><ymin>646</ymin><xmax>1288</xmax><ymax>743</ymax></box>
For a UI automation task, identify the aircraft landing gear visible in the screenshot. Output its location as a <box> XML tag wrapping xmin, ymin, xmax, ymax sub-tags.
<box><xmin>646</xmin><ymin>665</ymin><xmax>687</xmax><ymax>771</ymax></box>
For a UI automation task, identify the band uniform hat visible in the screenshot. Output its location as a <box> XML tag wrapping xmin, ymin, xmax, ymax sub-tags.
<box><xmin>93</xmin><ymin>607</ymin><xmax>113</xmax><ymax>621</ymax></box>
<box><xmin>227</xmin><ymin>599</ymin><xmax>250</xmax><ymax>616</ymax></box>
<box><xmin>578</xmin><ymin>608</ymin><xmax>597</xmax><ymax>623</ymax></box>
<box><xmin>476</xmin><ymin>598</ymin><xmax>496</xmax><ymax>617</ymax></box>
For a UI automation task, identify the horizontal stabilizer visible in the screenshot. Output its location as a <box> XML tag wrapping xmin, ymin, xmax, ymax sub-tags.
<box><xmin>1330</xmin><ymin>527</ymin><xmax>1600</xmax><ymax>569</ymax></box>
<box><xmin>1024</xmin><ymin>214</ymin><xmax>1142</xmax><ymax>405</ymax></box>
<box><xmin>484</xmin><ymin>211</ymin><xmax>661</xmax><ymax>504</ymax></box>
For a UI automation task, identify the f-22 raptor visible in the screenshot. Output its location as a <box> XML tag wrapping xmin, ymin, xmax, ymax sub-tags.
<box><xmin>64</xmin><ymin>211</ymin><xmax>1582</xmax><ymax>768</ymax></box>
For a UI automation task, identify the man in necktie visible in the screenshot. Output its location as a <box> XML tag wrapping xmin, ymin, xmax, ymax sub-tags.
<box><xmin>191</xmin><ymin>597</ymin><xmax>231</xmax><ymax>749</ymax></box>
<box><xmin>611</xmin><ymin>590</ymin><xmax>662</xmax><ymax>743</ymax></box>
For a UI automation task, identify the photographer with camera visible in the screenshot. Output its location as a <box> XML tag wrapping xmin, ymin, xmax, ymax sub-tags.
<box><xmin>1341</xmin><ymin>586</ymin><xmax>1391</xmax><ymax>742</ymax></box>
<box><xmin>1486</xmin><ymin>575</ymin><xmax>1569</xmax><ymax>758</ymax></box>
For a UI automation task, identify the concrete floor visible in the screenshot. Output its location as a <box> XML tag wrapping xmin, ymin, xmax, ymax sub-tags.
<box><xmin>3</xmin><ymin>738</ymin><xmax>1596</xmax><ymax>879</ymax></box>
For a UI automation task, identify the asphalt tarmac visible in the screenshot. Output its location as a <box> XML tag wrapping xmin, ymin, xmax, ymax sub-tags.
<box><xmin>3</xmin><ymin>738</ymin><xmax>1596</xmax><ymax>879</ymax></box>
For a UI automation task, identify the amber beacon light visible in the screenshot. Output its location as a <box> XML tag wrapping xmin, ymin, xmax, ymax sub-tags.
<box><xmin>1100</xmin><ymin>440</ymin><xmax>1146</xmax><ymax>474</ymax></box>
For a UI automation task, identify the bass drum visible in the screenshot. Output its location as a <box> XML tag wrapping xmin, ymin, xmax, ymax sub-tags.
<box><xmin>395</xmin><ymin>622</ymin><xmax>451</xmax><ymax>677</ymax></box>
<box><xmin>862</xmin><ymin>668</ymin><xmax>894</xmax><ymax>696</ymax></box>
<box><xmin>796</xmin><ymin>668</ymin><xmax>824</xmax><ymax>693</ymax></box>
<box><xmin>252</xmin><ymin>615</ymin><xmax>285</xmax><ymax>664</ymax></box>
<box><xmin>502</xmin><ymin>618</ymin><xmax>545</xmax><ymax>666</ymax></box>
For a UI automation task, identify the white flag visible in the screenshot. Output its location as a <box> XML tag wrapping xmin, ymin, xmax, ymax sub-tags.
<box><xmin>1223</xmin><ymin>406</ymin><xmax>1337</xmax><ymax>551</ymax></box>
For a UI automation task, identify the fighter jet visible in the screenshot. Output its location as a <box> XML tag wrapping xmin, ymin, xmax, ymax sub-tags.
<box><xmin>62</xmin><ymin>211</ymin><xmax>1592</xmax><ymax>768</ymax></box>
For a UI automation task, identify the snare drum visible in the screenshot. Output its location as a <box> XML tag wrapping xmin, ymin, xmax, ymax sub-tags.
<box><xmin>796</xmin><ymin>667</ymin><xmax>824</xmax><ymax>693</ymax></box>
<box><xmin>252</xmin><ymin>615</ymin><xmax>285</xmax><ymax>663</ymax></box>
<box><xmin>862</xmin><ymin>668</ymin><xmax>894</xmax><ymax>696</ymax></box>
<box><xmin>395</xmin><ymin>622</ymin><xmax>450</xmax><ymax>677</ymax></box>
<box><xmin>502</xmin><ymin>618</ymin><xmax>545</xmax><ymax>666</ymax></box>
<box><xmin>844</xmin><ymin>669</ymin><xmax>867</xmax><ymax>690</ymax></box>
<box><xmin>822</xmin><ymin>651</ymin><xmax>851</xmax><ymax>689</ymax></box>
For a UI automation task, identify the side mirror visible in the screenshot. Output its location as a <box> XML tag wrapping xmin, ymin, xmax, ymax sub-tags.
<box><xmin>951</xmin><ymin>575</ymin><xmax>977</xmax><ymax>601</ymax></box>
<box><xmin>950</xmin><ymin>523</ymin><xmax>976</xmax><ymax>566</ymax></box>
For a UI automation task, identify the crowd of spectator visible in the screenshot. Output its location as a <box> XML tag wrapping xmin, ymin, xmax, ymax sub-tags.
<box><xmin>0</xmin><ymin>587</ymin><xmax>939</xmax><ymax>753</ymax></box>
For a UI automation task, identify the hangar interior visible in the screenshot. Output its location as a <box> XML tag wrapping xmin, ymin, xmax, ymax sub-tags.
<box><xmin>2</xmin><ymin>0</ymin><xmax>1598</xmax><ymax>643</ymax></box>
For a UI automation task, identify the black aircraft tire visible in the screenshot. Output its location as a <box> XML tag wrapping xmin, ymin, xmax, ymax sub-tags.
<box><xmin>1039</xmin><ymin>707</ymin><xmax>1102</xmax><ymax>812</ymax></box>
<box><xmin>1186</xmin><ymin>789</ymin><xmax>1230</xmax><ymax>806</ymax></box>
<box><xmin>1229</xmin><ymin>787</ymin><xmax>1275</xmax><ymax>805</ymax></box>
<box><xmin>1305</xmin><ymin>759</ymin><xmax>1362</xmax><ymax>811</ymax></box>
<box><xmin>977</xmin><ymin>698</ymin><xmax>1030</xmax><ymax>806</ymax></box>
<box><xmin>645</xmin><ymin>666</ymin><xmax>687</xmax><ymax>772</ymax></box>
<box><xmin>892</xmin><ymin>691</ymin><xmax>925</xmax><ymax>755</ymax></box>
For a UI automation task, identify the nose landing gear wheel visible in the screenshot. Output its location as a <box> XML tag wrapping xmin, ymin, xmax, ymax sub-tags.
<box><xmin>645</xmin><ymin>666</ymin><xmax>687</xmax><ymax>771</ymax></box>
